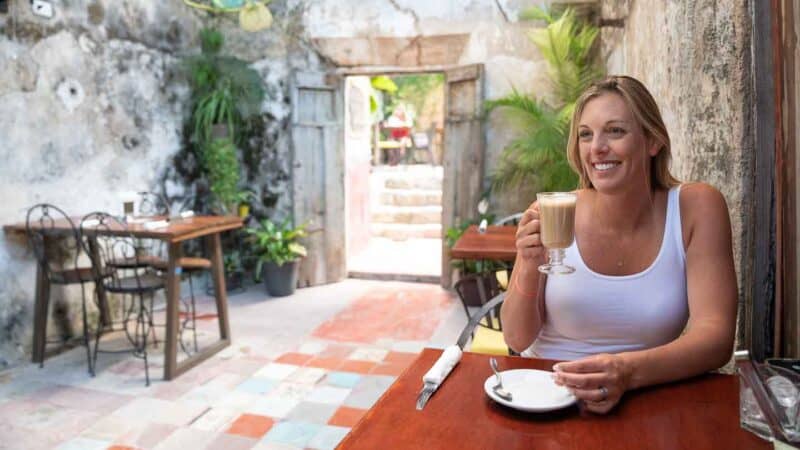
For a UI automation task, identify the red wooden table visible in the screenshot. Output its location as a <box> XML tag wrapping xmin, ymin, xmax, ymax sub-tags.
<box><xmin>337</xmin><ymin>348</ymin><xmax>769</xmax><ymax>450</ymax></box>
<box><xmin>4</xmin><ymin>215</ymin><xmax>243</xmax><ymax>380</ymax></box>
<box><xmin>450</xmin><ymin>224</ymin><xmax>517</xmax><ymax>261</ymax></box>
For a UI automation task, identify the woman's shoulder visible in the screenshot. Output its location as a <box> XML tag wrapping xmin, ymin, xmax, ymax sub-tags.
<box><xmin>676</xmin><ymin>182</ymin><xmax>731</xmax><ymax>247</ymax></box>
<box><xmin>677</xmin><ymin>182</ymin><xmax>729</xmax><ymax>212</ymax></box>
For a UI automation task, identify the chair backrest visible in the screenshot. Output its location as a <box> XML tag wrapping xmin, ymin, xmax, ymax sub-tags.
<box><xmin>25</xmin><ymin>203</ymin><xmax>84</xmax><ymax>283</ymax></box>
<box><xmin>454</xmin><ymin>272</ymin><xmax>504</xmax><ymax>331</ymax></box>
<box><xmin>80</xmin><ymin>212</ymin><xmax>151</xmax><ymax>291</ymax></box>
<box><xmin>494</xmin><ymin>212</ymin><xmax>524</xmax><ymax>226</ymax></box>
<box><xmin>456</xmin><ymin>291</ymin><xmax>506</xmax><ymax>349</ymax></box>
<box><xmin>137</xmin><ymin>191</ymin><xmax>170</xmax><ymax>217</ymax></box>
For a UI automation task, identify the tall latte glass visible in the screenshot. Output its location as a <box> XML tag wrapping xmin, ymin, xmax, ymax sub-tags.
<box><xmin>537</xmin><ymin>192</ymin><xmax>577</xmax><ymax>275</ymax></box>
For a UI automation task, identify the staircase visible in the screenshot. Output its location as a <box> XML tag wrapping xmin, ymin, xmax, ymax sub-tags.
<box><xmin>370</xmin><ymin>165</ymin><xmax>443</xmax><ymax>240</ymax></box>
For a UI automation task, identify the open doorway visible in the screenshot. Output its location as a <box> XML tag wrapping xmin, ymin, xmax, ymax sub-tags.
<box><xmin>344</xmin><ymin>73</ymin><xmax>445</xmax><ymax>282</ymax></box>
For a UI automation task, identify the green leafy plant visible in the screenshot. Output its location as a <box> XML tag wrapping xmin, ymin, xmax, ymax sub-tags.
<box><xmin>246</xmin><ymin>219</ymin><xmax>309</xmax><ymax>276</ymax></box>
<box><xmin>233</xmin><ymin>189</ymin><xmax>256</xmax><ymax>206</ymax></box>
<box><xmin>224</xmin><ymin>249</ymin><xmax>244</xmax><ymax>274</ymax></box>
<box><xmin>202</xmin><ymin>138</ymin><xmax>240</xmax><ymax>214</ymax></box>
<box><xmin>486</xmin><ymin>7</ymin><xmax>602</xmax><ymax>194</ymax></box>
<box><xmin>184</xmin><ymin>27</ymin><xmax>265</xmax><ymax>146</ymax></box>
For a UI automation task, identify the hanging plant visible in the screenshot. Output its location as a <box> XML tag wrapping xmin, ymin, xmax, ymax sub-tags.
<box><xmin>182</xmin><ymin>0</ymin><xmax>274</xmax><ymax>32</ymax></box>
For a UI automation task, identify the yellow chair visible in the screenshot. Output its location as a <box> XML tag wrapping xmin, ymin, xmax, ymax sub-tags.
<box><xmin>470</xmin><ymin>317</ymin><xmax>509</xmax><ymax>356</ymax></box>
<box><xmin>454</xmin><ymin>274</ymin><xmax>511</xmax><ymax>355</ymax></box>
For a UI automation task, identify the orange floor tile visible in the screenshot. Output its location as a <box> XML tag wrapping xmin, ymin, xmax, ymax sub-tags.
<box><xmin>225</xmin><ymin>413</ymin><xmax>275</xmax><ymax>438</ymax></box>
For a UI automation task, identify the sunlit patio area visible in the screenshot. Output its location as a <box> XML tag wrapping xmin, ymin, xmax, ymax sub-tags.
<box><xmin>0</xmin><ymin>279</ymin><xmax>464</xmax><ymax>450</ymax></box>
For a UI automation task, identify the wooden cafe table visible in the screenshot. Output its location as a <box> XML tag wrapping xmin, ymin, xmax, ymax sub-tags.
<box><xmin>337</xmin><ymin>348</ymin><xmax>770</xmax><ymax>450</ymax></box>
<box><xmin>4</xmin><ymin>215</ymin><xmax>243</xmax><ymax>381</ymax></box>
<box><xmin>451</xmin><ymin>224</ymin><xmax>517</xmax><ymax>261</ymax></box>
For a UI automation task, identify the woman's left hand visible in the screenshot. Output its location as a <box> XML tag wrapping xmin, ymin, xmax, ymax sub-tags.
<box><xmin>551</xmin><ymin>353</ymin><xmax>633</xmax><ymax>414</ymax></box>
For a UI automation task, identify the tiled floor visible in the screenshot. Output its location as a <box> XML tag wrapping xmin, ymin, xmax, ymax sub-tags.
<box><xmin>0</xmin><ymin>279</ymin><xmax>467</xmax><ymax>450</ymax></box>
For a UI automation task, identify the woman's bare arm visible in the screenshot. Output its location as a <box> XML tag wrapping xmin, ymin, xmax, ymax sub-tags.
<box><xmin>501</xmin><ymin>202</ymin><xmax>549</xmax><ymax>353</ymax></box>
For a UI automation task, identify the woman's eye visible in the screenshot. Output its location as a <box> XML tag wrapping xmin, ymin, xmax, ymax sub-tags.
<box><xmin>578</xmin><ymin>131</ymin><xmax>592</xmax><ymax>139</ymax></box>
<box><xmin>608</xmin><ymin>127</ymin><xmax>626</xmax><ymax>135</ymax></box>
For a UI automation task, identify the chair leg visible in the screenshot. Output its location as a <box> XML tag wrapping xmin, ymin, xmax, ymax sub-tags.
<box><xmin>148</xmin><ymin>294</ymin><xmax>158</xmax><ymax>348</ymax></box>
<box><xmin>135</xmin><ymin>293</ymin><xmax>150</xmax><ymax>387</ymax></box>
<box><xmin>189</xmin><ymin>275</ymin><xmax>198</xmax><ymax>352</ymax></box>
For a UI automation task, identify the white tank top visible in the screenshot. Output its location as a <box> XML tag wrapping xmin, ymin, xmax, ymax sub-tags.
<box><xmin>523</xmin><ymin>186</ymin><xmax>689</xmax><ymax>360</ymax></box>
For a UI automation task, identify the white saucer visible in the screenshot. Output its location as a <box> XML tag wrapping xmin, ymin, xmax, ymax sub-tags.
<box><xmin>484</xmin><ymin>369</ymin><xmax>577</xmax><ymax>412</ymax></box>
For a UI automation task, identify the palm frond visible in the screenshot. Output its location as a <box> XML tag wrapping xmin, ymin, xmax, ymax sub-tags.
<box><xmin>486</xmin><ymin>6</ymin><xmax>602</xmax><ymax>196</ymax></box>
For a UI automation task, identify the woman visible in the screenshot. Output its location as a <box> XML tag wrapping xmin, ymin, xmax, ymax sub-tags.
<box><xmin>500</xmin><ymin>75</ymin><xmax>738</xmax><ymax>414</ymax></box>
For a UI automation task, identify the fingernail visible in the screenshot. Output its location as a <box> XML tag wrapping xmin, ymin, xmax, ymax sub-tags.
<box><xmin>552</xmin><ymin>364</ymin><xmax>562</xmax><ymax>372</ymax></box>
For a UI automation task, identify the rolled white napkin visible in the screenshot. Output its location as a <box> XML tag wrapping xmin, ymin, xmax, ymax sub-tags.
<box><xmin>142</xmin><ymin>220</ymin><xmax>169</xmax><ymax>230</ymax></box>
<box><xmin>180</xmin><ymin>210</ymin><xmax>195</xmax><ymax>219</ymax></box>
<box><xmin>81</xmin><ymin>219</ymin><xmax>100</xmax><ymax>228</ymax></box>
<box><xmin>423</xmin><ymin>345</ymin><xmax>462</xmax><ymax>385</ymax></box>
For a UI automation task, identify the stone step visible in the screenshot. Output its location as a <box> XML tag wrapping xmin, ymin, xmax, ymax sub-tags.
<box><xmin>384</xmin><ymin>176</ymin><xmax>442</xmax><ymax>190</ymax></box>
<box><xmin>379</xmin><ymin>189</ymin><xmax>442</xmax><ymax>207</ymax></box>
<box><xmin>371</xmin><ymin>223</ymin><xmax>442</xmax><ymax>240</ymax></box>
<box><xmin>371</xmin><ymin>205</ymin><xmax>442</xmax><ymax>224</ymax></box>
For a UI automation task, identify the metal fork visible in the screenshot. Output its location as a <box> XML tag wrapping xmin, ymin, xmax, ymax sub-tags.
<box><xmin>489</xmin><ymin>357</ymin><xmax>513</xmax><ymax>401</ymax></box>
<box><xmin>415</xmin><ymin>381</ymin><xmax>437</xmax><ymax>410</ymax></box>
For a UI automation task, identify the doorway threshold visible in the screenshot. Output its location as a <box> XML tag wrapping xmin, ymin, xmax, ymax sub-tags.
<box><xmin>348</xmin><ymin>271</ymin><xmax>440</xmax><ymax>284</ymax></box>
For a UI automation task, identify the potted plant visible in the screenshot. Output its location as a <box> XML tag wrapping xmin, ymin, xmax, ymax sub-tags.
<box><xmin>234</xmin><ymin>190</ymin><xmax>256</xmax><ymax>218</ymax></box>
<box><xmin>246</xmin><ymin>219</ymin><xmax>308</xmax><ymax>297</ymax></box>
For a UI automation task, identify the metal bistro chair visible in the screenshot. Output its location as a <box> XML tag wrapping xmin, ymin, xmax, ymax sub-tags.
<box><xmin>456</xmin><ymin>291</ymin><xmax>510</xmax><ymax>354</ymax></box>
<box><xmin>25</xmin><ymin>203</ymin><xmax>106</xmax><ymax>375</ymax></box>
<box><xmin>138</xmin><ymin>192</ymin><xmax>208</xmax><ymax>355</ymax></box>
<box><xmin>81</xmin><ymin>212</ymin><xmax>164</xmax><ymax>386</ymax></box>
<box><xmin>454</xmin><ymin>272</ymin><xmax>512</xmax><ymax>355</ymax></box>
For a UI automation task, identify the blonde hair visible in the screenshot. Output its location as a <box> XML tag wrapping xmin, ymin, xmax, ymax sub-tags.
<box><xmin>566</xmin><ymin>75</ymin><xmax>680</xmax><ymax>190</ymax></box>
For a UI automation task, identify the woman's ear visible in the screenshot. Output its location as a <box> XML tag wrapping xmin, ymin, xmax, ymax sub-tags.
<box><xmin>647</xmin><ymin>137</ymin><xmax>661</xmax><ymax>157</ymax></box>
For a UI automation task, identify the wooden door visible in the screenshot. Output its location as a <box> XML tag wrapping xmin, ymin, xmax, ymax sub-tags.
<box><xmin>290</xmin><ymin>71</ymin><xmax>346</xmax><ymax>287</ymax></box>
<box><xmin>441</xmin><ymin>64</ymin><xmax>485</xmax><ymax>288</ymax></box>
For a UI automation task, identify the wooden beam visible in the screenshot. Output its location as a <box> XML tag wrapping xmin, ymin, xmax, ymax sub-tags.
<box><xmin>750</xmin><ymin>0</ymin><xmax>778</xmax><ymax>361</ymax></box>
<box><xmin>778</xmin><ymin>0</ymin><xmax>799</xmax><ymax>357</ymax></box>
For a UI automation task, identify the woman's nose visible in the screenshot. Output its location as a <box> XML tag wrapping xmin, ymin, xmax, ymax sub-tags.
<box><xmin>590</xmin><ymin>135</ymin><xmax>609</xmax><ymax>154</ymax></box>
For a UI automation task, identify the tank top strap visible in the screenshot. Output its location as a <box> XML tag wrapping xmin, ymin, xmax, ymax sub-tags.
<box><xmin>668</xmin><ymin>185</ymin><xmax>686</xmax><ymax>263</ymax></box>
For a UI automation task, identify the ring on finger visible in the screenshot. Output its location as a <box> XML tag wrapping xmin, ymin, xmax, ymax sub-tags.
<box><xmin>598</xmin><ymin>386</ymin><xmax>608</xmax><ymax>401</ymax></box>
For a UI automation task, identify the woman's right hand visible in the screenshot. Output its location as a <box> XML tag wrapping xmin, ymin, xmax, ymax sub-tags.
<box><xmin>516</xmin><ymin>201</ymin><xmax>546</xmax><ymax>267</ymax></box>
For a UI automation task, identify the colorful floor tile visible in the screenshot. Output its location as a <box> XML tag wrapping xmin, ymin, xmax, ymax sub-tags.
<box><xmin>0</xmin><ymin>279</ymin><xmax>463</xmax><ymax>450</ymax></box>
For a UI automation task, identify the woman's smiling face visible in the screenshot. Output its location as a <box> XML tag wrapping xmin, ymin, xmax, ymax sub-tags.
<box><xmin>577</xmin><ymin>92</ymin><xmax>658</xmax><ymax>194</ymax></box>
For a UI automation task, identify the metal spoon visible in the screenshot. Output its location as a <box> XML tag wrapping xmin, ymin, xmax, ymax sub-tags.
<box><xmin>489</xmin><ymin>357</ymin><xmax>513</xmax><ymax>401</ymax></box>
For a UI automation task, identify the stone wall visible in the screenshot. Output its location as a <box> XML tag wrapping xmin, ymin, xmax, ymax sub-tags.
<box><xmin>0</xmin><ymin>0</ymin><xmax>322</xmax><ymax>368</ymax></box>
<box><xmin>600</xmin><ymin>0</ymin><xmax>754</xmax><ymax>345</ymax></box>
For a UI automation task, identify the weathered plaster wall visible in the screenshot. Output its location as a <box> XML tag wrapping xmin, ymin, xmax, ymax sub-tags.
<box><xmin>600</xmin><ymin>0</ymin><xmax>754</xmax><ymax>345</ymax></box>
<box><xmin>0</xmin><ymin>0</ymin><xmax>321</xmax><ymax>368</ymax></box>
